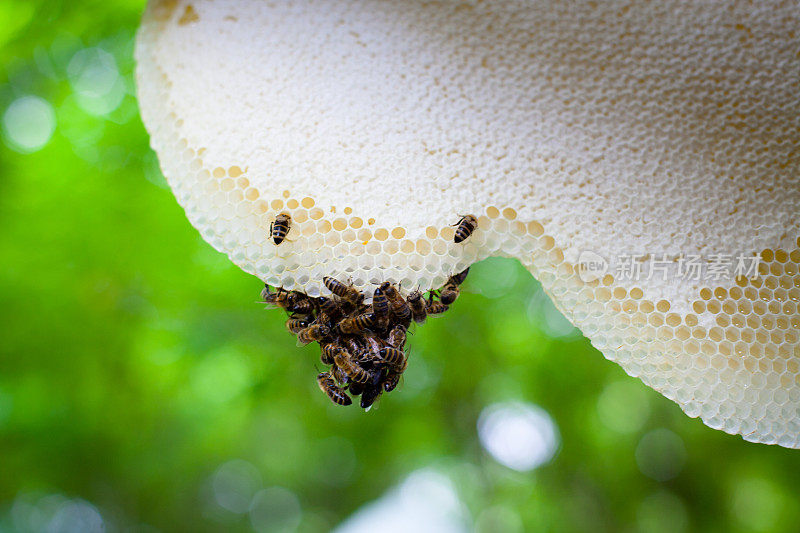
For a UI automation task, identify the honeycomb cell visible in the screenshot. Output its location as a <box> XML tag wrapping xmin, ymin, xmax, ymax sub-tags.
<box><xmin>138</xmin><ymin>0</ymin><xmax>800</xmax><ymax>447</ymax></box>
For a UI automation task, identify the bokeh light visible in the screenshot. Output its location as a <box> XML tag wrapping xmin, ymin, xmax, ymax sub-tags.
<box><xmin>637</xmin><ymin>491</ymin><xmax>688</xmax><ymax>533</ymax></box>
<box><xmin>334</xmin><ymin>469</ymin><xmax>469</xmax><ymax>533</ymax></box>
<box><xmin>212</xmin><ymin>459</ymin><xmax>263</xmax><ymax>514</ymax></box>
<box><xmin>635</xmin><ymin>428</ymin><xmax>687</xmax><ymax>481</ymax></box>
<box><xmin>731</xmin><ymin>477</ymin><xmax>784</xmax><ymax>531</ymax></box>
<box><xmin>2</xmin><ymin>95</ymin><xmax>56</xmax><ymax>153</ymax></box>
<box><xmin>67</xmin><ymin>47</ymin><xmax>125</xmax><ymax>115</ymax></box>
<box><xmin>478</xmin><ymin>402</ymin><xmax>560</xmax><ymax>471</ymax></box>
<box><xmin>10</xmin><ymin>493</ymin><xmax>104</xmax><ymax>533</ymax></box>
<box><xmin>249</xmin><ymin>486</ymin><xmax>302</xmax><ymax>533</ymax></box>
<box><xmin>1</xmin><ymin>3</ymin><xmax>799</xmax><ymax>532</ymax></box>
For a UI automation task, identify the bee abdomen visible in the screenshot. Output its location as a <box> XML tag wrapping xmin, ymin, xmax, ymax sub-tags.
<box><xmin>271</xmin><ymin>213</ymin><xmax>291</xmax><ymax>245</ymax></box>
<box><xmin>426</xmin><ymin>301</ymin><xmax>449</xmax><ymax>315</ymax></box>
<box><xmin>334</xmin><ymin>351</ymin><xmax>371</xmax><ymax>383</ymax></box>
<box><xmin>298</xmin><ymin>324</ymin><xmax>330</xmax><ymax>344</ymax></box>
<box><xmin>320</xmin><ymin>343</ymin><xmax>341</xmax><ymax>365</ymax></box>
<box><xmin>372</xmin><ymin>286</ymin><xmax>390</xmax><ymax>319</ymax></box>
<box><xmin>338</xmin><ymin>313</ymin><xmax>374</xmax><ymax>334</ymax></box>
<box><xmin>449</xmin><ymin>267</ymin><xmax>470</xmax><ymax>286</ymax></box>
<box><xmin>439</xmin><ymin>284</ymin><xmax>459</xmax><ymax>305</ymax></box>
<box><xmin>360</xmin><ymin>369</ymin><xmax>385</xmax><ymax>409</ymax></box>
<box><xmin>378</xmin><ymin>347</ymin><xmax>407</xmax><ymax>369</ymax></box>
<box><xmin>348</xmin><ymin>380</ymin><xmax>365</xmax><ymax>396</ymax></box>
<box><xmin>383</xmin><ymin>372</ymin><xmax>401</xmax><ymax>392</ymax></box>
<box><xmin>331</xmin><ymin>364</ymin><xmax>349</xmax><ymax>385</ymax></box>
<box><xmin>286</xmin><ymin>318</ymin><xmax>309</xmax><ymax>334</ymax></box>
<box><xmin>388</xmin><ymin>324</ymin><xmax>407</xmax><ymax>348</ymax></box>
<box><xmin>408</xmin><ymin>291</ymin><xmax>428</xmax><ymax>323</ymax></box>
<box><xmin>318</xmin><ymin>297</ymin><xmax>343</xmax><ymax>322</ymax></box>
<box><xmin>323</xmin><ymin>276</ymin><xmax>363</xmax><ymax>304</ymax></box>
<box><xmin>453</xmin><ymin>214</ymin><xmax>478</xmax><ymax>243</ymax></box>
<box><xmin>317</xmin><ymin>372</ymin><xmax>352</xmax><ymax>406</ymax></box>
<box><xmin>392</xmin><ymin>302</ymin><xmax>412</xmax><ymax>326</ymax></box>
<box><xmin>323</xmin><ymin>276</ymin><xmax>349</xmax><ymax>297</ymax></box>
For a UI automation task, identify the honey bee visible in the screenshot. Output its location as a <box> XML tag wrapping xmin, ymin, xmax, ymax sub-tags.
<box><xmin>285</xmin><ymin>317</ymin><xmax>310</xmax><ymax>334</ymax></box>
<box><xmin>355</xmin><ymin>349</ymin><xmax>378</xmax><ymax>365</ymax></box>
<box><xmin>338</xmin><ymin>313</ymin><xmax>375</xmax><ymax>334</ymax></box>
<box><xmin>426</xmin><ymin>300</ymin><xmax>449</xmax><ymax>315</ymax></box>
<box><xmin>317</xmin><ymin>372</ymin><xmax>352</xmax><ymax>406</ymax></box>
<box><xmin>381</xmin><ymin>282</ymin><xmax>412</xmax><ymax>327</ymax></box>
<box><xmin>317</xmin><ymin>297</ymin><xmax>344</xmax><ymax>323</ymax></box>
<box><xmin>260</xmin><ymin>284</ymin><xmax>271</xmax><ymax>302</ymax></box>
<box><xmin>453</xmin><ymin>214</ymin><xmax>478</xmax><ymax>243</ymax></box>
<box><xmin>323</xmin><ymin>276</ymin><xmax>363</xmax><ymax>305</ymax></box>
<box><xmin>286</xmin><ymin>292</ymin><xmax>315</xmax><ymax>314</ymax></box>
<box><xmin>388</xmin><ymin>324</ymin><xmax>407</xmax><ymax>348</ymax></box>
<box><xmin>371</xmin><ymin>285</ymin><xmax>390</xmax><ymax>330</ymax></box>
<box><xmin>407</xmin><ymin>290</ymin><xmax>427</xmax><ymax>324</ymax></box>
<box><xmin>439</xmin><ymin>283</ymin><xmax>459</xmax><ymax>305</ymax></box>
<box><xmin>360</xmin><ymin>369</ymin><xmax>385</xmax><ymax>409</ymax></box>
<box><xmin>270</xmin><ymin>213</ymin><xmax>291</xmax><ymax>245</ymax></box>
<box><xmin>378</xmin><ymin>347</ymin><xmax>407</xmax><ymax>369</ymax></box>
<box><xmin>363</xmin><ymin>334</ymin><xmax>382</xmax><ymax>355</ymax></box>
<box><xmin>262</xmin><ymin>286</ymin><xmax>291</xmax><ymax>309</ymax></box>
<box><xmin>334</xmin><ymin>350</ymin><xmax>371</xmax><ymax>383</ymax></box>
<box><xmin>383</xmin><ymin>371</ymin><xmax>401</xmax><ymax>392</ymax></box>
<box><xmin>449</xmin><ymin>267</ymin><xmax>470</xmax><ymax>286</ymax></box>
<box><xmin>331</xmin><ymin>364</ymin><xmax>349</xmax><ymax>385</ymax></box>
<box><xmin>297</xmin><ymin>324</ymin><xmax>330</xmax><ymax>344</ymax></box>
<box><xmin>342</xmin><ymin>336</ymin><xmax>364</xmax><ymax>356</ymax></box>
<box><xmin>348</xmin><ymin>380</ymin><xmax>365</xmax><ymax>396</ymax></box>
<box><xmin>320</xmin><ymin>342</ymin><xmax>341</xmax><ymax>365</ymax></box>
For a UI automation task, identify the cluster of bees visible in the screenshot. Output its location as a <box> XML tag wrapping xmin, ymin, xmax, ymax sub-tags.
<box><xmin>263</xmin><ymin>213</ymin><xmax>478</xmax><ymax>409</ymax></box>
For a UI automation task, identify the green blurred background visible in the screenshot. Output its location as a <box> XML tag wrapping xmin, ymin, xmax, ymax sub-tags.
<box><xmin>1</xmin><ymin>1</ymin><xmax>799</xmax><ymax>532</ymax></box>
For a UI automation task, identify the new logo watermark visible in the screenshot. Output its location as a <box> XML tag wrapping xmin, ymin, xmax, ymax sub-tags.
<box><xmin>576</xmin><ymin>251</ymin><xmax>760</xmax><ymax>283</ymax></box>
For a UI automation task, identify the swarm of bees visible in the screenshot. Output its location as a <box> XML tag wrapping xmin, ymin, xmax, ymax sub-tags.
<box><xmin>262</xmin><ymin>269</ymin><xmax>469</xmax><ymax>409</ymax></box>
<box><xmin>263</xmin><ymin>213</ymin><xmax>477</xmax><ymax>409</ymax></box>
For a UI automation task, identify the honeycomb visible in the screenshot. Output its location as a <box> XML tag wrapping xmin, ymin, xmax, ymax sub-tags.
<box><xmin>135</xmin><ymin>0</ymin><xmax>800</xmax><ymax>447</ymax></box>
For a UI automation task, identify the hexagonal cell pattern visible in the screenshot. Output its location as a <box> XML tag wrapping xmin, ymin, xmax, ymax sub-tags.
<box><xmin>136</xmin><ymin>0</ymin><xmax>800</xmax><ymax>447</ymax></box>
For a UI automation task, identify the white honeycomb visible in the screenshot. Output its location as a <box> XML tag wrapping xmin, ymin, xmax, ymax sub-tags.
<box><xmin>135</xmin><ymin>0</ymin><xmax>800</xmax><ymax>447</ymax></box>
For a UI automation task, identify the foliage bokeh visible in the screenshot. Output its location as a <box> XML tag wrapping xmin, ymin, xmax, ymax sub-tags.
<box><xmin>1</xmin><ymin>1</ymin><xmax>799</xmax><ymax>531</ymax></box>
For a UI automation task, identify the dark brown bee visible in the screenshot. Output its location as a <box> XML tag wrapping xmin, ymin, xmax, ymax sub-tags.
<box><xmin>453</xmin><ymin>214</ymin><xmax>478</xmax><ymax>243</ymax></box>
<box><xmin>407</xmin><ymin>290</ymin><xmax>427</xmax><ymax>323</ymax></box>
<box><xmin>297</xmin><ymin>324</ymin><xmax>330</xmax><ymax>344</ymax></box>
<box><xmin>317</xmin><ymin>297</ymin><xmax>343</xmax><ymax>323</ymax></box>
<box><xmin>449</xmin><ymin>267</ymin><xmax>470</xmax><ymax>286</ymax></box>
<box><xmin>426</xmin><ymin>300</ymin><xmax>449</xmax><ymax>315</ymax></box>
<box><xmin>371</xmin><ymin>285</ymin><xmax>390</xmax><ymax>330</ymax></box>
<box><xmin>378</xmin><ymin>347</ymin><xmax>407</xmax><ymax>369</ymax></box>
<box><xmin>388</xmin><ymin>324</ymin><xmax>407</xmax><ymax>348</ymax></box>
<box><xmin>320</xmin><ymin>343</ymin><xmax>341</xmax><ymax>365</ymax></box>
<box><xmin>439</xmin><ymin>283</ymin><xmax>459</xmax><ymax>305</ymax></box>
<box><xmin>317</xmin><ymin>372</ymin><xmax>351</xmax><ymax>406</ymax></box>
<box><xmin>260</xmin><ymin>284</ymin><xmax>272</xmax><ymax>302</ymax></box>
<box><xmin>348</xmin><ymin>380</ymin><xmax>365</xmax><ymax>396</ymax></box>
<box><xmin>286</xmin><ymin>317</ymin><xmax>310</xmax><ymax>334</ymax></box>
<box><xmin>323</xmin><ymin>276</ymin><xmax>363</xmax><ymax>304</ymax></box>
<box><xmin>262</xmin><ymin>286</ymin><xmax>291</xmax><ymax>309</ymax></box>
<box><xmin>270</xmin><ymin>213</ymin><xmax>291</xmax><ymax>245</ymax></box>
<box><xmin>360</xmin><ymin>369</ymin><xmax>385</xmax><ymax>409</ymax></box>
<box><xmin>286</xmin><ymin>292</ymin><xmax>315</xmax><ymax>314</ymax></box>
<box><xmin>342</xmin><ymin>336</ymin><xmax>364</xmax><ymax>357</ymax></box>
<box><xmin>381</xmin><ymin>282</ymin><xmax>412</xmax><ymax>327</ymax></box>
<box><xmin>338</xmin><ymin>313</ymin><xmax>374</xmax><ymax>334</ymax></box>
<box><xmin>334</xmin><ymin>350</ymin><xmax>371</xmax><ymax>383</ymax></box>
<box><xmin>355</xmin><ymin>349</ymin><xmax>378</xmax><ymax>365</ymax></box>
<box><xmin>331</xmin><ymin>364</ymin><xmax>349</xmax><ymax>385</ymax></box>
<box><xmin>383</xmin><ymin>372</ymin><xmax>401</xmax><ymax>392</ymax></box>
